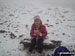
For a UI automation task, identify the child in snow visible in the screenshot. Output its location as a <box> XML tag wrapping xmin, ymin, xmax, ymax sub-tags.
<box><xmin>29</xmin><ymin>15</ymin><xmax>47</xmax><ymax>56</ymax></box>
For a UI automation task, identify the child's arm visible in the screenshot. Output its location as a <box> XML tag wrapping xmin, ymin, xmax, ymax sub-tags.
<box><xmin>30</xmin><ymin>25</ymin><xmax>36</xmax><ymax>38</ymax></box>
<box><xmin>41</xmin><ymin>26</ymin><xmax>47</xmax><ymax>39</ymax></box>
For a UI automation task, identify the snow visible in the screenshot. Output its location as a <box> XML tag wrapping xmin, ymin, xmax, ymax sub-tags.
<box><xmin>0</xmin><ymin>0</ymin><xmax>75</xmax><ymax>56</ymax></box>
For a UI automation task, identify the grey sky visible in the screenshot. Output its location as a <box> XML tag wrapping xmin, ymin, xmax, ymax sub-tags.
<box><xmin>0</xmin><ymin>0</ymin><xmax>75</xmax><ymax>11</ymax></box>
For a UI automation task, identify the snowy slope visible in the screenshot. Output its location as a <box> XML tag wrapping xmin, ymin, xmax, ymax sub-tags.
<box><xmin>0</xmin><ymin>0</ymin><xmax>75</xmax><ymax>56</ymax></box>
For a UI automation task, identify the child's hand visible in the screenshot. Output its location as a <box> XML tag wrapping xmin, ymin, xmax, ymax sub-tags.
<box><xmin>39</xmin><ymin>33</ymin><xmax>42</xmax><ymax>36</ymax></box>
<box><xmin>34</xmin><ymin>30</ymin><xmax>42</xmax><ymax>36</ymax></box>
<box><xmin>34</xmin><ymin>30</ymin><xmax>40</xmax><ymax>35</ymax></box>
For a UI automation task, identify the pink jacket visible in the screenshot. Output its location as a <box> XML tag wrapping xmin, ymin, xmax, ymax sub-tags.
<box><xmin>30</xmin><ymin>24</ymin><xmax>47</xmax><ymax>40</ymax></box>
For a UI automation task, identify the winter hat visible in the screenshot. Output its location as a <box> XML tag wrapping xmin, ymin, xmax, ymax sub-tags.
<box><xmin>34</xmin><ymin>15</ymin><xmax>41</xmax><ymax>21</ymax></box>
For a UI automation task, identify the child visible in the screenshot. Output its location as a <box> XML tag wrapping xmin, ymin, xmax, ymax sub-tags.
<box><xmin>29</xmin><ymin>15</ymin><xmax>47</xmax><ymax>56</ymax></box>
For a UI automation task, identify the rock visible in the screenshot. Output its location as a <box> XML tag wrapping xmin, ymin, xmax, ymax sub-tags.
<box><xmin>6</xmin><ymin>40</ymin><xmax>8</xmax><ymax>41</ymax></box>
<box><xmin>12</xmin><ymin>49</ymin><xmax>16</xmax><ymax>51</ymax></box>
<box><xmin>3</xmin><ymin>36</ymin><xmax>6</xmax><ymax>38</ymax></box>
<box><xmin>51</xmin><ymin>32</ymin><xmax>54</xmax><ymax>35</ymax></box>
<box><xmin>22</xmin><ymin>13</ymin><xmax>27</xmax><ymax>15</ymax></box>
<box><xmin>20</xmin><ymin>39</ymin><xmax>61</xmax><ymax>50</ymax></box>
<box><xmin>47</xmin><ymin>25</ymin><xmax>53</xmax><ymax>27</ymax></box>
<box><xmin>46</xmin><ymin>19</ymin><xmax>49</xmax><ymax>22</ymax></box>
<box><xmin>60</xmin><ymin>15</ymin><xmax>64</xmax><ymax>18</ymax></box>
<box><xmin>19</xmin><ymin>34</ymin><xmax>24</xmax><ymax>37</ymax></box>
<box><xmin>56</xmin><ymin>34</ymin><xmax>59</xmax><ymax>36</ymax></box>
<box><xmin>63</xmin><ymin>11</ymin><xmax>69</xmax><ymax>13</ymax></box>
<box><xmin>62</xmin><ymin>33</ymin><xmax>66</xmax><ymax>35</ymax></box>
<box><xmin>7</xmin><ymin>25</ymin><xmax>10</xmax><ymax>27</ymax></box>
<box><xmin>47</xmin><ymin>25</ymin><xmax>50</xmax><ymax>27</ymax></box>
<box><xmin>0</xmin><ymin>41</ymin><xmax>2</xmax><ymax>43</ymax></box>
<box><xmin>63</xmin><ymin>19</ymin><xmax>66</xmax><ymax>21</ymax></box>
<box><xmin>15</xmin><ymin>30</ymin><xmax>18</xmax><ymax>32</ymax></box>
<box><xmin>51</xmin><ymin>40</ymin><xmax>62</xmax><ymax>43</ymax></box>
<box><xmin>9</xmin><ymin>14</ymin><xmax>14</xmax><ymax>16</ymax></box>
<box><xmin>7</xmin><ymin>51</ymin><xmax>10</xmax><ymax>53</ymax></box>
<box><xmin>44</xmin><ymin>44</ymin><xmax>56</xmax><ymax>49</ymax></box>
<box><xmin>55</xmin><ymin>23</ymin><xmax>59</xmax><ymax>24</ymax></box>
<box><xmin>45</xmin><ymin>23</ymin><xmax>48</xmax><ymax>26</ymax></box>
<box><xmin>0</xmin><ymin>23</ymin><xmax>3</xmax><ymax>25</ymax></box>
<box><xmin>4</xmin><ymin>21</ymin><xmax>7</xmax><ymax>23</ymax></box>
<box><xmin>5</xmin><ymin>33</ymin><xmax>9</xmax><ymax>35</ymax></box>
<box><xmin>0</xmin><ymin>30</ymin><xmax>7</xmax><ymax>33</ymax></box>
<box><xmin>38</xmin><ymin>10</ymin><xmax>43</xmax><ymax>13</ymax></box>
<box><xmin>48</xmin><ymin>8</ymin><xmax>52</xmax><ymax>10</ymax></box>
<box><xmin>10</xmin><ymin>32</ymin><xmax>16</xmax><ymax>39</ymax></box>
<box><xmin>45</xmin><ymin>24</ymin><xmax>53</xmax><ymax>27</ymax></box>
<box><xmin>67</xmin><ymin>19</ymin><xmax>72</xmax><ymax>21</ymax></box>
<box><xmin>51</xmin><ymin>40</ymin><xmax>62</xmax><ymax>46</ymax></box>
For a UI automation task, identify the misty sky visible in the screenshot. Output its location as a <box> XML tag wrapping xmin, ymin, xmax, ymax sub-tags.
<box><xmin>0</xmin><ymin>0</ymin><xmax>75</xmax><ymax>11</ymax></box>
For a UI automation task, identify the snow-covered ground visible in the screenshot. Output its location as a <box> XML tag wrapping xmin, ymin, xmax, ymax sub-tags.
<box><xmin>0</xmin><ymin>0</ymin><xmax>75</xmax><ymax>56</ymax></box>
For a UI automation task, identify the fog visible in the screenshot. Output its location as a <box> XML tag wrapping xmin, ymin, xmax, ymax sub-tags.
<box><xmin>0</xmin><ymin>0</ymin><xmax>75</xmax><ymax>11</ymax></box>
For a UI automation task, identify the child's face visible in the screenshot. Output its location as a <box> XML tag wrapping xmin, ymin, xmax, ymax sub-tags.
<box><xmin>34</xmin><ymin>20</ymin><xmax>41</xmax><ymax>26</ymax></box>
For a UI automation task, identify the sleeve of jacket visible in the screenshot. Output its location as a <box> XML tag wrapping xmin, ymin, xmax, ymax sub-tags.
<box><xmin>42</xmin><ymin>26</ymin><xmax>47</xmax><ymax>39</ymax></box>
<box><xmin>30</xmin><ymin>24</ymin><xmax>35</xmax><ymax>38</ymax></box>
